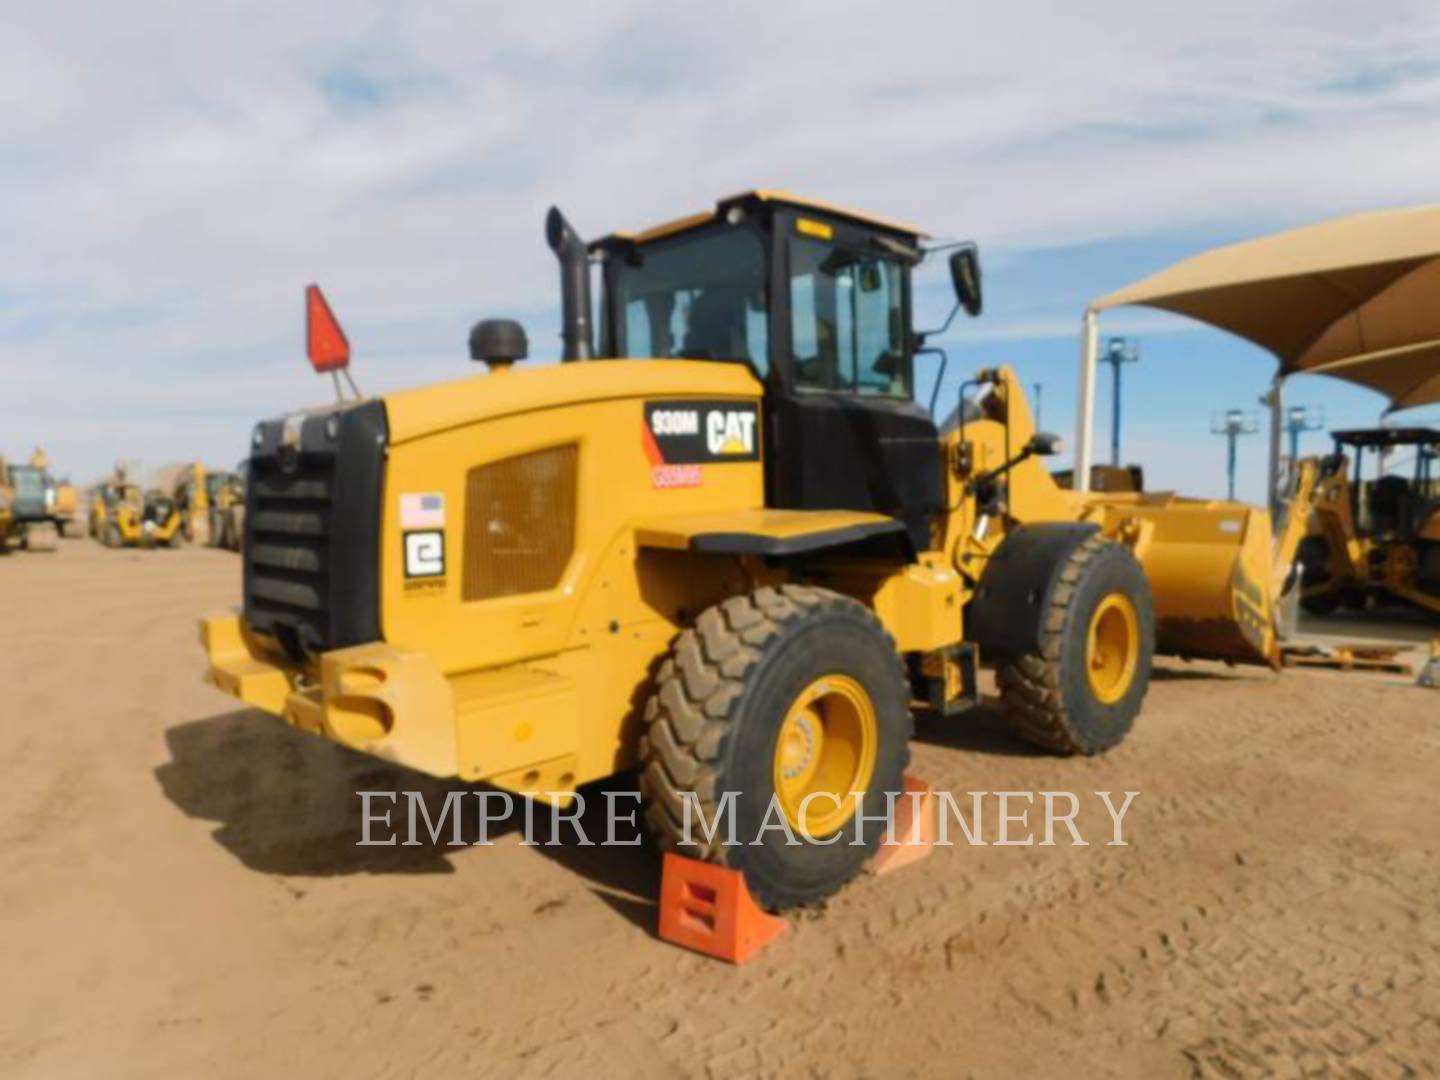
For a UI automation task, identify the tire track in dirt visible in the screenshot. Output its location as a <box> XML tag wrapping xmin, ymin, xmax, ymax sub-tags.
<box><xmin>1</xmin><ymin>545</ymin><xmax>1436</xmax><ymax>1078</ymax></box>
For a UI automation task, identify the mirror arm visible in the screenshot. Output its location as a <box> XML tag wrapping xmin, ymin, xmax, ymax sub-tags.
<box><xmin>915</xmin><ymin>301</ymin><xmax>961</xmax><ymax>346</ymax></box>
<box><xmin>921</xmin><ymin>239</ymin><xmax>977</xmax><ymax>258</ymax></box>
<box><xmin>915</xmin><ymin>344</ymin><xmax>949</xmax><ymax>417</ymax></box>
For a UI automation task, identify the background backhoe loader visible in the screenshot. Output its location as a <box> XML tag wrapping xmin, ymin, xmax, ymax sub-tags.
<box><xmin>203</xmin><ymin>192</ymin><xmax>1295</xmax><ymax>910</ymax></box>
<box><xmin>1299</xmin><ymin>427</ymin><xmax>1440</xmax><ymax>615</ymax></box>
<box><xmin>91</xmin><ymin>466</ymin><xmax>183</xmax><ymax>548</ymax></box>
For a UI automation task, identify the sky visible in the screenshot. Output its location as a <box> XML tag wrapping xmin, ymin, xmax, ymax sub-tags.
<box><xmin>4</xmin><ymin>1</ymin><xmax>1440</xmax><ymax>504</ymax></box>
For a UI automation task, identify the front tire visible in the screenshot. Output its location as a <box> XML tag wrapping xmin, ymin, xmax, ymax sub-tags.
<box><xmin>638</xmin><ymin>585</ymin><xmax>912</xmax><ymax>911</ymax></box>
<box><xmin>998</xmin><ymin>534</ymin><xmax>1154</xmax><ymax>755</ymax></box>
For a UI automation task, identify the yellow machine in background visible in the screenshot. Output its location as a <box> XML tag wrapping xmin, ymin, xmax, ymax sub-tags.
<box><xmin>163</xmin><ymin>462</ymin><xmax>246</xmax><ymax>549</ymax></box>
<box><xmin>205</xmin><ymin>465</ymin><xmax>245</xmax><ymax>550</ymax></box>
<box><xmin>203</xmin><ymin>192</ymin><xmax>1293</xmax><ymax>910</ymax></box>
<box><xmin>27</xmin><ymin>448</ymin><xmax>83</xmax><ymax>539</ymax></box>
<box><xmin>0</xmin><ymin>450</ymin><xmax>61</xmax><ymax>552</ymax></box>
<box><xmin>168</xmin><ymin>462</ymin><xmax>211</xmax><ymax>544</ymax></box>
<box><xmin>0</xmin><ymin>465</ymin><xmax>13</xmax><ymax>551</ymax></box>
<box><xmin>1299</xmin><ymin>427</ymin><xmax>1440</xmax><ymax>615</ymax></box>
<box><xmin>52</xmin><ymin>480</ymin><xmax>82</xmax><ymax>538</ymax></box>
<box><xmin>91</xmin><ymin>467</ymin><xmax>183</xmax><ymax>548</ymax></box>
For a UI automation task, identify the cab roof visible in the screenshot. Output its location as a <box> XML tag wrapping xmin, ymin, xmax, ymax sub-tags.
<box><xmin>1331</xmin><ymin>426</ymin><xmax>1440</xmax><ymax>448</ymax></box>
<box><xmin>593</xmin><ymin>190</ymin><xmax>928</xmax><ymax>249</ymax></box>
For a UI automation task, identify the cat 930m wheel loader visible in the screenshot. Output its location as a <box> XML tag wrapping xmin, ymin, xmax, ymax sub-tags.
<box><xmin>202</xmin><ymin>192</ymin><xmax>1287</xmax><ymax>910</ymax></box>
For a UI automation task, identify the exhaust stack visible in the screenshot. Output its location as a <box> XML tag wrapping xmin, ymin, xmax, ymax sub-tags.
<box><xmin>545</xmin><ymin>206</ymin><xmax>594</xmax><ymax>361</ymax></box>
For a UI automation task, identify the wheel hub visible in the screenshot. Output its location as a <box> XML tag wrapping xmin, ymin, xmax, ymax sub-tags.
<box><xmin>773</xmin><ymin>675</ymin><xmax>877</xmax><ymax>837</ymax></box>
<box><xmin>1086</xmin><ymin>593</ymin><xmax>1140</xmax><ymax>705</ymax></box>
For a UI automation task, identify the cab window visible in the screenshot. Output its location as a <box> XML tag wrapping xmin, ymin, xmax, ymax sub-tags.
<box><xmin>611</xmin><ymin>227</ymin><xmax>769</xmax><ymax>376</ymax></box>
<box><xmin>789</xmin><ymin>235</ymin><xmax>908</xmax><ymax>396</ymax></box>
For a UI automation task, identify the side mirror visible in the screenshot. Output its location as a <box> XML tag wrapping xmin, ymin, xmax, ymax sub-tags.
<box><xmin>949</xmin><ymin>246</ymin><xmax>982</xmax><ymax>317</ymax></box>
<box><xmin>1028</xmin><ymin>432</ymin><xmax>1064</xmax><ymax>457</ymax></box>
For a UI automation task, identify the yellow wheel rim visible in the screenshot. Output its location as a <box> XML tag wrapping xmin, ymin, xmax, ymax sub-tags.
<box><xmin>773</xmin><ymin>674</ymin><xmax>877</xmax><ymax>837</ymax></box>
<box><xmin>1086</xmin><ymin>593</ymin><xmax>1140</xmax><ymax>705</ymax></box>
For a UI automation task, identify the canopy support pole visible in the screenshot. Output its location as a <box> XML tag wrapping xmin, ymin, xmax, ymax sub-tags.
<box><xmin>1263</xmin><ymin>372</ymin><xmax>1285</xmax><ymax>520</ymax></box>
<box><xmin>1075</xmin><ymin>308</ymin><xmax>1099</xmax><ymax>491</ymax></box>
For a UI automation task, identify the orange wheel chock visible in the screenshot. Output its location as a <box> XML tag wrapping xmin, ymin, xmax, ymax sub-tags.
<box><xmin>657</xmin><ymin>852</ymin><xmax>788</xmax><ymax>964</ymax></box>
<box><xmin>865</xmin><ymin>773</ymin><xmax>935</xmax><ymax>877</ymax></box>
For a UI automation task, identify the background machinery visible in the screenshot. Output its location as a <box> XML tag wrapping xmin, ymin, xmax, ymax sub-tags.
<box><xmin>0</xmin><ymin>451</ymin><xmax>61</xmax><ymax>552</ymax></box>
<box><xmin>166</xmin><ymin>462</ymin><xmax>211</xmax><ymax>544</ymax></box>
<box><xmin>206</xmin><ymin>464</ymin><xmax>246</xmax><ymax>551</ymax></box>
<box><xmin>1299</xmin><ymin>427</ymin><xmax>1440</xmax><ymax>615</ymax></box>
<box><xmin>91</xmin><ymin>466</ymin><xmax>183</xmax><ymax>548</ymax></box>
<box><xmin>203</xmin><ymin>192</ymin><xmax>1296</xmax><ymax>910</ymax></box>
<box><xmin>29</xmin><ymin>448</ymin><xmax>84</xmax><ymax>538</ymax></box>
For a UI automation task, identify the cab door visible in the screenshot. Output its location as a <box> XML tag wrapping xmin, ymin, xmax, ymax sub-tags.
<box><xmin>765</xmin><ymin>212</ymin><xmax>943</xmax><ymax>552</ymax></box>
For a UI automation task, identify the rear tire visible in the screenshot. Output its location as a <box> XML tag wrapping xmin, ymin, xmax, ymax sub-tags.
<box><xmin>997</xmin><ymin>534</ymin><xmax>1154</xmax><ymax>755</ymax></box>
<box><xmin>638</xmin><ymin>585</ymin><xmax>912</xmax><ymax>911</ymax></box>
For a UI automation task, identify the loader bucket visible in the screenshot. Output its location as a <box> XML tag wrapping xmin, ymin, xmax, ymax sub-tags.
<box><xmin>1082</xmin><ymin>494</ymin><xmax>1279</xmax><ymax>668</ymax></box>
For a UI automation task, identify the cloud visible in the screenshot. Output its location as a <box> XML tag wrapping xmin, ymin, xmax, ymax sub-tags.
<box><xmin>3</xmin><ymin>1</ymin><xmax>1440</xmax><ymax>481</ymax></box>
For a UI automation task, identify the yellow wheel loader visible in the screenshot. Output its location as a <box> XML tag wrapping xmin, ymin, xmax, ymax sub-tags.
<box><xmin>203</xmin><ymin>192</ymin><xmax>1289</xmax><ymax>910</ymax></box>
<box><xmin>1299</xmin><ymin>427</ymin><xmax>1440</xmax><ymax>616</ymax></box>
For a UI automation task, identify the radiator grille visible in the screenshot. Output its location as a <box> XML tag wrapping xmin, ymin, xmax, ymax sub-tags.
<box><xmin>242</xmin><ymin>401</ymin><xmax>386</xmax><ymax>658</ymax></box>
<box><xmin>245</xmin><ymin>458</ymin><xmax>336</xmax><ymax>653</ymax></box>
<box><xmin>463</xmin><ymin>445</ymin><xmax>578</xmax><ymax>601</ymax></box>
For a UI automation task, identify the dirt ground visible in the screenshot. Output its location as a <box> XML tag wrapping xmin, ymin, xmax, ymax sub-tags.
<box><xmin>1</xmin><ymin>542</ymin><xmax>1437</xmax><ymax>1078</ymax></box>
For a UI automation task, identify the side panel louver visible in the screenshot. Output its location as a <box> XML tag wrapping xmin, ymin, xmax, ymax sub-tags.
<box><xmin>463</xmin><ymin>445</ymin><xmax>578</xmax><ymax>602</ymax></box>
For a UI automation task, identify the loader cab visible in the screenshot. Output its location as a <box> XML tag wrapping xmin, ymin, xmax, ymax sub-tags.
<box><xmin>7</xmin><ymin>464</ymin><xmax>53</xmax><ymax>520</ymax></box>
<box><xmin>596</xmin><ymin>192</ymin><xmax>955</xmax><ymax>550</ymax></box>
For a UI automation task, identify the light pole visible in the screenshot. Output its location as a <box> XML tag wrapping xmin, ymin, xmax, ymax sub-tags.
<box><xmin>1283</xmin><ymin>404</ymin><xmax>1325</xmax><ymax>463</ymax></box>
<box><xmin>1033</xmin><ymin>382</ymin><xmax>1043</xmax><ymax>431</ymax></box>
<box><xmin>1100</xmin><ymin>336</ymin><xmax>1140</xmax><ymax>466</ymax></box>
<box><xmin>1211</xmin><ymin>409</ymin><xmax>1260</xmax><ymax>501</ymax></box>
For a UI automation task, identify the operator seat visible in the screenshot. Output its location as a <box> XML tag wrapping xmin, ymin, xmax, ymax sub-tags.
<box><xmin>681</xmin><ymin>289</ymin><xmax>746</xmax><ymax>362</ymax></box>
<box><xmin>1367</xmin><ymin>474</ymin><xmax>1411</xmax><ymax>535</ymax></box>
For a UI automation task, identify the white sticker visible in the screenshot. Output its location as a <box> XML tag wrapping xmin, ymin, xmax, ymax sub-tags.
<box><xmin>404</xmin><ymin>530</ymin><xmax>445</xmax><ymax>578</ymax></box>
<box><xmin>1219</xmin><ymin>519</ymin><xmax>1241</xmax><ymax>534</ymax></box>
<box><xmin>400</xmin><ymin>492</ymin><xmax>445</xmax><ymax>529</ymax></box>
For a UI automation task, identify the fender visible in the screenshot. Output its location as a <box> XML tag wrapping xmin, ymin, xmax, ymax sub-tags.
<box><xmin>633</xmin><ymin>507</ymin><xmax>913</xmax><ymax>559</ymax></box>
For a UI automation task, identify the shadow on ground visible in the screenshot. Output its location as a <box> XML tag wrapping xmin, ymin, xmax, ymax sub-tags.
<box><xmin>911</xmin><ymin>703</ymin><xmax>1052</xmax><ymax>758</ymax></box>
<box><xmin>155</xmin><ymin>709</ymin><xmax>660</xmax><ymax>924</ymax></box>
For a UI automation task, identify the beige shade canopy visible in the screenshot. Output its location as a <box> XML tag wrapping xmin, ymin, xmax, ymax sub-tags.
<box><xmin>1091</xmin><ymin>204</ymin><xmax>1440</xmax><ymax>412</ymax></box>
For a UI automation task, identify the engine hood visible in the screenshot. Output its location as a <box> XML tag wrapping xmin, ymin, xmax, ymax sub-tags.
<box><xmin>382</xmin><ymin>359</ymin><xmax>762</xmax><ymax>446</ymax></box>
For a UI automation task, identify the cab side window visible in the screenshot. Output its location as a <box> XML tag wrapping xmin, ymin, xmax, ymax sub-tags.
<box><xmin>789</xmin><ymin>235</ymin><xmax>908</xmax><ymax>396</ymax></box>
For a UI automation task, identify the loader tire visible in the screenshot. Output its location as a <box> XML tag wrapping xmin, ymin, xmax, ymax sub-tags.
<box><xmin>638</xmin><ymin>585</ymin><xmax>912</xmax><ymax>911</ymax></box>
<box><xmin>997</xmin><ymin>534</ymin><xmax>1153</xmax><ymax>755</ymax></box>
<box><xmin>102</xmin><ymin>523</ymin><xmax>122</xmax><ymax>549</ymax></box>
